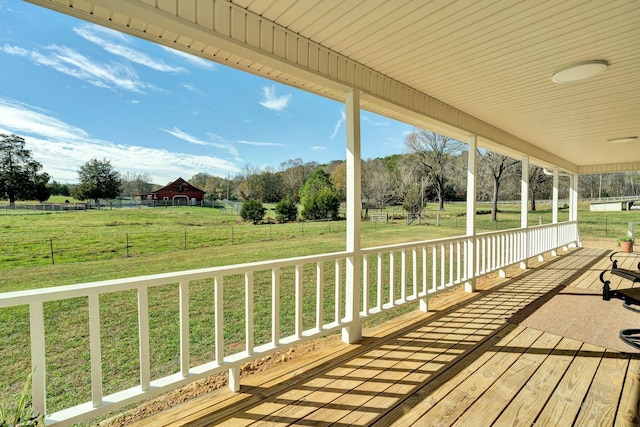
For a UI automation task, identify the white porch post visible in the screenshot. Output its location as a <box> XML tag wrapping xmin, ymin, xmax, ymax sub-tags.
<box><xmin>465</xmin><ymin>135</ymin><xmax>477</xmax><ymax>292</ymax></box>
<box><xmin>342</xmin><ymin>89</ymin><xmax>362</xmax><ymax>344</ymax></box>
<box><xmin>569</xmin><ymin>173</ymin><xmax>580</xmax><ymax>247</ymax></box>
<box><xmin>552</xmin><ymin>168</ymin><xmax>559</xmax><ymax>224</ymax></box>
<box><xmin>569</xmin><ymin>173</ymin><xmax>579</xmax><ymax>222</ymax></box>
<box><xmin>551</xmin><ymin>167</ymin><xmax>559</xmax><ymax>256</ymax></box>
<box><xmin>520</xmin><ymin>155</ymin><xmax>529</xmax><ymax>268</ymax></box>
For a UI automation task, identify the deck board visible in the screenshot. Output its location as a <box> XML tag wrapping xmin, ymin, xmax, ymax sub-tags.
<box><xmin>534</xmin><ymin>343</ymin><xmax>606</xmax><ymax>426</ymax></box>
<box><xmin>491</xmin><ymin>336</ymin><xmax>584</xmax><ymax>426</ymax></box>
<box><xmin>126</xmin><ymin>248</ymin><xmax>640</xmax><ymax>427</ymax></box>
<box><xmin>617</xmin><ymin>357</ymin><xmax>640</xmax><ymax>427</ymax></box>
<box><xmin>575</xmin><ymin>350</ymin><xmax>628</xmax><ymax>426</ymax></box>
<box><xmin>452</xmin><ymin>331</ymin><xmax>565</xmax><ymax>426</ymax></box>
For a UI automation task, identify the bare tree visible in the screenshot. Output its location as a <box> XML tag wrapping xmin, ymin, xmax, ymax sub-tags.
<box><xmin>528</xmin><ymin>165</ymin><xmax>551</xmax><ymax>211</ymax></box>
<box><xmin>279</xmin><ymin>158</ymin><xmax>305</xmax><ymax>202</ymax></box>
<box><xmin>326</xmin><ymin>160</ymin><xmax>346</xmax><ymax>202</ymax></box>
<box><xmin>362</xmin><ymin>158</ymin><xmax>394</xmax><ymax>213</ymax></box>
<box><xmin>479</xmin><ymin>151</ymin><xmax>520</xmax><ymax>221</ymax></box>
<box><xmin>121</xmin><ymin>172</ymin><xmax>155</xmax><ymax>198</ymax></box>
<box><xmin>393</xmin><ymin>158</ymin><xmax>424</xmax><ymax>215</ymax></box>
<box><xmin>404</xmin><ymin>129</ymin><xmax>464</xmax><ymax>211</ymax></box>
<box><xmin>189</xmin><ymin>173</ymin><xmax>212</xmax><ymax>191</ymax></box>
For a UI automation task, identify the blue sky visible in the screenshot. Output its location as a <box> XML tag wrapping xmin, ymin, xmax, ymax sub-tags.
<box><xmin>0</xmin><ymin>1</ymin><xmax>414</xmax><ymax>185</ymax></box>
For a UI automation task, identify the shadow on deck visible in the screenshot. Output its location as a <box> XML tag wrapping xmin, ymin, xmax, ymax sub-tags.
<box><xmin>126</xmin><ymin>248</ymin><xmax>640</xmax><ymax>426</ymax></box>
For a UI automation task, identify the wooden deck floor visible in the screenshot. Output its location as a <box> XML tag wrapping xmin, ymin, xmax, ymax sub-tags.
<box><xmin>129</xmin><ymin>248</ymin><xmax>640</xmax><ymax>426</ymax></box>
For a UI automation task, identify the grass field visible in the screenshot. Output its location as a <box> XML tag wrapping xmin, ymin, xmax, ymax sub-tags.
<box><xmin>0</xmin><ymin>200</ymin><xmax>635</xmax><ymax>423</ymax></box>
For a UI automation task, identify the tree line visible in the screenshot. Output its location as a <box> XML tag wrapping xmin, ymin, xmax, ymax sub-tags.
<box><xmin>2</xmin><ymin>133</ymin><xmax>639</xmax><ymax>222</ymax></box>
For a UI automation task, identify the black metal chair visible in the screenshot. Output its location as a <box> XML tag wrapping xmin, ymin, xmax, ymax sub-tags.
<box><xmin>600</xmin><ymin>251</ymin><xmax>640</xmax><ymax>350</ymax></box>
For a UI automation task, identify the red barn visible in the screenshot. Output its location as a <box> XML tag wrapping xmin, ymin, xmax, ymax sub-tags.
<box><xmin>147</xmin><ymin>177</ymin><xmax>206</xmax><ymax>206</ymax></box>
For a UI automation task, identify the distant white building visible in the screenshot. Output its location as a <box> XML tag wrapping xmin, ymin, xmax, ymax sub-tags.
<box><xmin>589</xmin><ymin>200</ymin><xmax>638</xmax><ymax>211</ymax></box>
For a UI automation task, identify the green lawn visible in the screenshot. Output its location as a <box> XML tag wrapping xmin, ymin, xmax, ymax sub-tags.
<box><xmin>0</xmin><ymin>201</ymin><xmax>635</xmax><ymax>423</ymax></box>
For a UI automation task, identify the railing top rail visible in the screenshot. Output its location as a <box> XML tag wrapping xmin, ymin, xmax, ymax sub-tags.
<box><xmin>361</xmin><ymin>234</ymin><xmax>469</xmax><ymax>254</ymax></box>
<box><xmin>361</xmin><ymin>220</ymin><xmax>576</xmax><ymax>254</ymax></box>
<box><xmin>0</xmin><ymin>250</ymin><xmax>349</xmax><ymax>308</ymax></box>
<box><xmin>471</xmin><ymin>220</ymin><xmax>577</xmax><ymax>238</ymax></box>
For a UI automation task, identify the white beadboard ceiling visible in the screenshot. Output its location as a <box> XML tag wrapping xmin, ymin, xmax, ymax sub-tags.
<box><xmin>26</xmin><ymin>0</ymin><xmax>640</xmax><ymax>174</ymax></box>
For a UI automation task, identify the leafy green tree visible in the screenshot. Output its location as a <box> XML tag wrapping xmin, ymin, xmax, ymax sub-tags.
<box><xmin>298</xmin><ymin>169</ymin><xmax>332</xmax><ymax>202</ymax></box>
<box><xmin>32</xmin><ymin>173</ymin><xmax>51</xmax><ymax>203</ymax></box>
<box><xmin>240</xmin><ymin>199</ymin><xmax>266</xmax><ymax>224</ymax></box>
<box><xmin>302</xmin><ymin>188</ymin><xmax>340</xmax><ymax>220</ymax></box>
<box><xmin>299</xmin><ymin>169</ymin><xmax>340</xmax><ymax>220</ymax></box>
<box><xmin>275</xmin><ymin>197</ymin><xmax>298</xmax><ymax>223</ymax></box>
<box><xmin>76</xmin><ymin>158</ymin><xmax>122</xmax><ymax>205</ymax></box>
<box><xmin>48</xmin><ymin>180</ymin><xmax>70</xmax><ymax>196</ymax></box>
<box><xmin>0</xmin><ymin>134</ymin><xmax>51</xmax><ymax>206</ymax></box>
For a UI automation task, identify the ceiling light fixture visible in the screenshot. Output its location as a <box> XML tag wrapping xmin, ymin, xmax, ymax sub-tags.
<box><xmin>551</xmin><ymin>60</ymin><xmax>608</xmax><ymax>83</ymax></box>
<box><xmin>606</xmin><ymin>136</ymin><xmax>638</xmax><ymax>144</ymax></box>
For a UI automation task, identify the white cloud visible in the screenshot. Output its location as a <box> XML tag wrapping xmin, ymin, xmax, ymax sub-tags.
<box><xmin>330</xmin><ymin>109</ymin><xmax>346</xmax><ymax>139</ymax></box>
<box><xmin>0</xmin><ymin>97</ymin><xmax>89</xmax><ymax>141</ymax></box>
<box><xmin>74</xmin><ymin>25</ymin><xmax>186</xmax><ymax>73</ymax></box>
<box><xmin>259</xmin><ymin>86</ymin><xmax>291</xmax><ymax>111</ymax></box>
<box><xmin>1</xmin><ymin>43</ymin><xmax>149</xmax><ymax>92</ymax></box>
<box><xmin>161</xmin><ymin>127</ymin><xmax>241</xmax><ymax>161</ymax></box>
<box><xmin>311</xmin><ymin>146</ymin><xmax>327</xmax><ymax>152</ymax></box>
<box><xmin>0</xmin><ymin>97</ymin><xmax>240</xmax><ymax>184</ymax></box>
<box><xmin>236</xmin><ymin>140</ymin><xmax>286</xmax><ymax>147</ymax></box>
<box><xmin>0</xmin><ymin>44</ymin><xmax>28</xmax><ymax>56</ymax></box>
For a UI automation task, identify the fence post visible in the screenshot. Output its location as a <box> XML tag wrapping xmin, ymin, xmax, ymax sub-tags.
<box><xmin>50</xmin><ymin>238</ymin><xmax>54</xmax><ymax>265</ymax></box>
<box><xmin>126</xmin><ymin>233</ymin><xmax>130</xmax><ymax>257</ymax></box>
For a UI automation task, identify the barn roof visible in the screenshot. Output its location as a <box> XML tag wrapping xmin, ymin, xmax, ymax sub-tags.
<box><xmin>152</xmin><ymin>177</ymin><xmax>205</xmax><ymax>194</ymax></box>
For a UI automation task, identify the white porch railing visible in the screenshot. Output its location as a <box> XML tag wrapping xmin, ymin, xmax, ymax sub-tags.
<box><xmin>0</xmin><ymin>221</ymin><xmax>578</xmax><ymax>426</ymax></box>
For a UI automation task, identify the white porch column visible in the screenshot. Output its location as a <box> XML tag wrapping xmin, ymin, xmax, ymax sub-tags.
<box><xmin>520</xmin><ymin>155</ymin><xmax>529</xmax><ymax>268</ymax></box>
<box><xmin>551</xmin><ymin>167</ymin><xmax>559</xmax><ymax>256</ymax></box>
<box><xmin>569</xmin><ymin>173</ymin><xmax>579</xmax><ymax>222</ymax></box>
<box><xmin>552</xmin><ymin>167</ymin><xmax>559</xmax><ymax>224</ymax></box>
<box><xmin>569</xmin><ymin>173</ymin><xmax>580</xmax><ymax>247</ymax></box>
<box><xmin>464</xmin><ymin>135</ymin><xmax>477</xmax><ymax>292</ymax></box>
<box><xmin>342</xmin><ymin>89</ymin><xmax>362</xmax><ymax>344</ymax></box>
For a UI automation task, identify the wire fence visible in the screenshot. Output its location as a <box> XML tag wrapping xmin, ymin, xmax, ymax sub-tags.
<box><xmin>0</xmin><ymin>220</ymin><xmax>347</xmax><ymax>270</ymax></box>
<box><xmin>1</xmin><ymin>201</ymin><xmax>634</xmax><ymax>270</ymax></box>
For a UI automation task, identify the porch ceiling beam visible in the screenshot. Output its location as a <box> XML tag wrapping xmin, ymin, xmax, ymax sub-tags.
<box><xmin>578</xmin><ymin>161</ymin><xmax>640</xmax><ymax>175</ymax></box>
<box><xmin>26</xmin><ymin>0</ymin><xmax>577</xmax><ymax>172</ymax></box>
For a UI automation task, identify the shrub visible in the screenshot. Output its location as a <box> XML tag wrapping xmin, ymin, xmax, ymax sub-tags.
<box><xmin>301</xmin><ymin>188</ymin><xmax>340</xmax><ymax>220</ymax></box>
<box><xmin>240</xmin><ymin>199</ymin><xmax>266</xmax><ymax>224</ymax></box>
<box><xmin>275</xmin><ymin>198</ymin><xmax>298</xmax><ymax>223</ymax></box>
